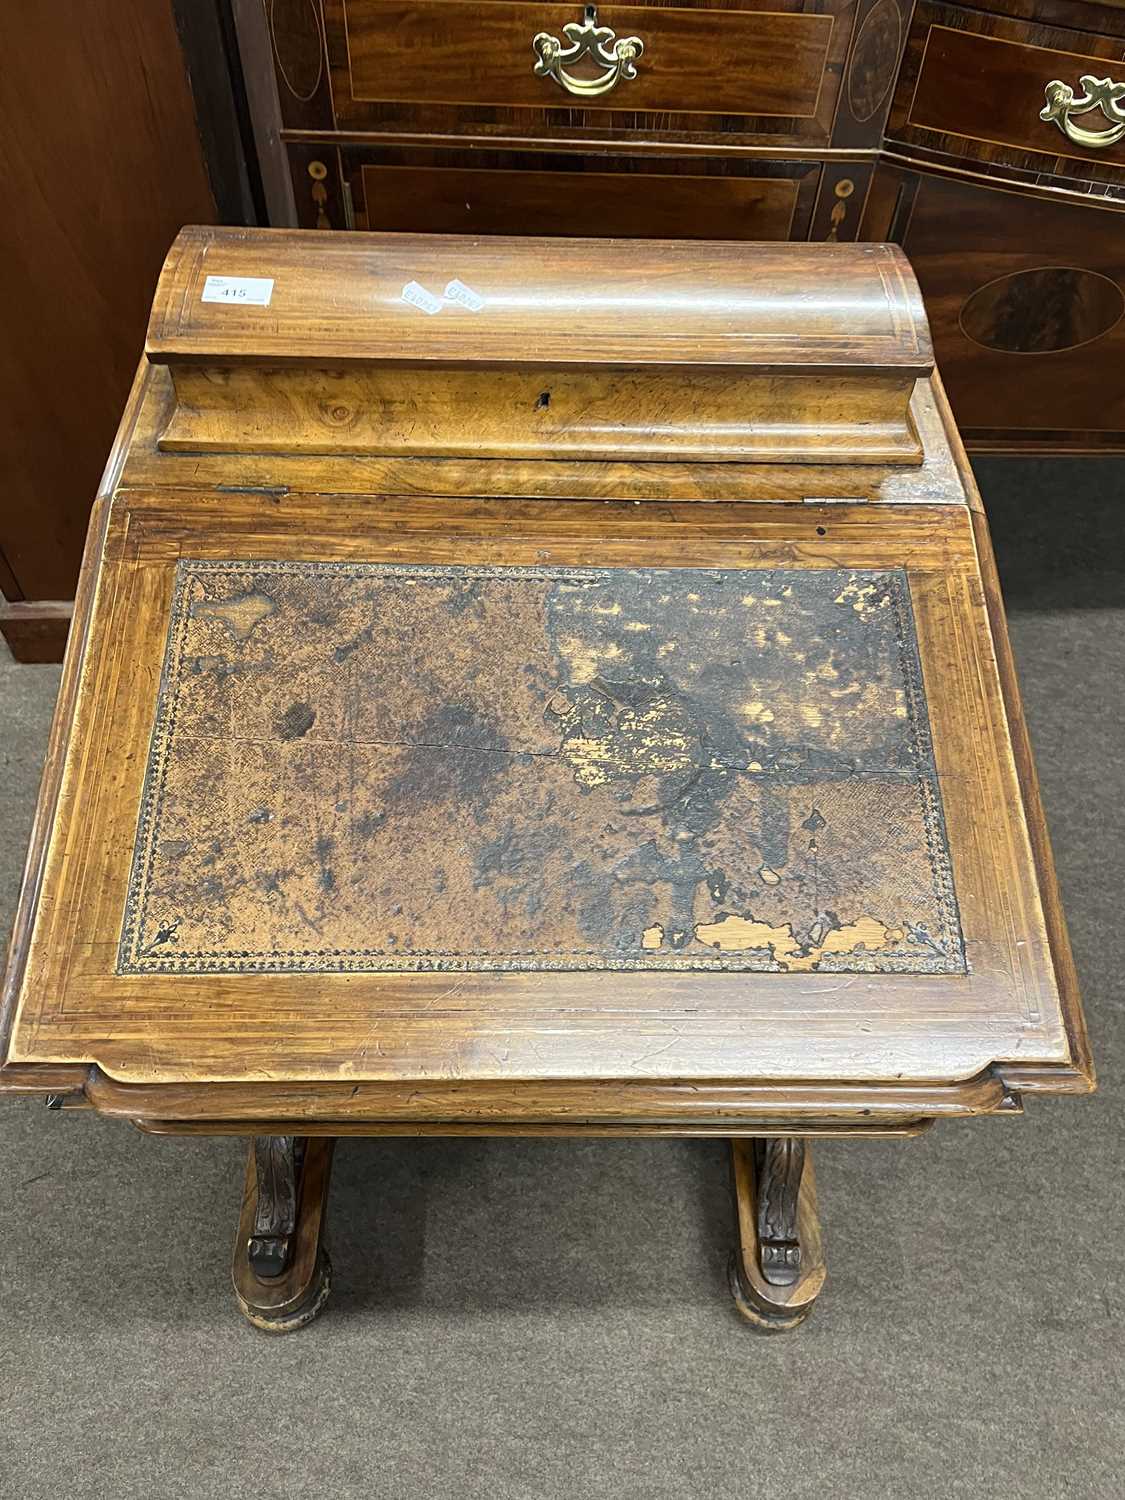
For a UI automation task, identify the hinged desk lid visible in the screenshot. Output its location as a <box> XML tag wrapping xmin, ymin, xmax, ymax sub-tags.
<box><xmin>146</xmin><ymin>228</ymin><xmax>933</xmax><ymax>466</ymax></box>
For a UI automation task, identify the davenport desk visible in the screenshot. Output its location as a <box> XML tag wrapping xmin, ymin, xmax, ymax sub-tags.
<box><xmin>0</xmin><ymin>229</ymin><xmax>1093</xmax><ymax>1332</ymax></box>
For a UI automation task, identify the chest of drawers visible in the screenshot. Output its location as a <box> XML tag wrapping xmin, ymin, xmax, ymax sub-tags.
<box><xmin>234</xmin><ymin>0</ymin><xmax>1125</xmax><ymax>454</ymax></box>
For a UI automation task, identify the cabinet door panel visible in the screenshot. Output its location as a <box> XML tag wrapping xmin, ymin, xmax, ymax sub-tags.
<box><xmin>887</xmin><ymin>170</ymin><xmax>1125</xmax><ymax>451</ymax></box>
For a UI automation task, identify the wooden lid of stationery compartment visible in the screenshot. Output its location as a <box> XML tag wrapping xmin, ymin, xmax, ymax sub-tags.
<box><xmin>143</xmin><ymin>228</ymin><xmax>933</xmax><ymax>466</ymax></box>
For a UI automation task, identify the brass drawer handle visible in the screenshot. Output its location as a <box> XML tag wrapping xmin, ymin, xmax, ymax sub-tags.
<box><xmin>533</xmin><ymin>5</ymin><xmax>644</xmax><ymax>98</ymax></box>
<box><xmin>1041</xmin><ymin>75</ymin><xmax>1125</xmax><ymax>150</ymax></box>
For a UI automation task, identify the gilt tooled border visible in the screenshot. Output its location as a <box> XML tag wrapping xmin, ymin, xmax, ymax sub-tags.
<box><xmin>117</xmin><ymin>560</ymin><xmax>967</xmax><ymax>976</ymax></box>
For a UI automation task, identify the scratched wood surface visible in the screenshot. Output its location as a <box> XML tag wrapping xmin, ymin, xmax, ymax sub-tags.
<box><xmin>119</xmin><ymin>363</ymin><xmax>968</xmax><ymax>507</ymax></box>
<box><xmin>118</xmin><ymin>559</ymin><xmax>962</xmax><ymax>978</ymax></box>
<box><xmin>149</xmin><ymin>228</ymin><xmax>929</xmax><ymax>469</ymax></box>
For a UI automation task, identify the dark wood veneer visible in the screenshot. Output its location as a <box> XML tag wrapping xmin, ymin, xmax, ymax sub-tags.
<box><xmin>317</xmin><ymin>0</ymin><xmax>859</xmax><ymax>146</ymax></box>
<box><xmin>870</xmin><ymin>168</ymin><xmax>1125</xmax><ymax>449</ymax></box>
<box><xmin>891</xmin><ymin>5</ymin><xmax>1125</xmax><ymax>180</ymax></box>
<box><xmin>342</xmin><ymin>2</ymin><xmax>834</xmax><ymax>118</ymax></box>
<box><xmin>242</xmin><ymin>0</ymin><xmax>1125</xmax><ymax>466</ymax></box>
<box><xmin>350</xmin><ymin>155</ymin><xmax>821</xmax><ymax>239</ymax></box>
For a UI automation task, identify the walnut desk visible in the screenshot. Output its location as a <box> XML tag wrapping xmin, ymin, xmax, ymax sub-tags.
<box><xmin>0</xmin><ymin>229</ymin><xmax>1093</xmax><ymax>1333</ymax></box>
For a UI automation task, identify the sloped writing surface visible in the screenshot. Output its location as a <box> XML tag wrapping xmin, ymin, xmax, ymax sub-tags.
<box><xmin>119</xmin><ymin>560</ymin><xmax>963</xmax><ymax>977</ymax></box>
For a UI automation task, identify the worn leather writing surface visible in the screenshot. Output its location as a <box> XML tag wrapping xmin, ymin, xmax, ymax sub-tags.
<box><xmin>118</xmin><ymin>560</ymin><xmax>963</xmax><ymax>976</ymax></box>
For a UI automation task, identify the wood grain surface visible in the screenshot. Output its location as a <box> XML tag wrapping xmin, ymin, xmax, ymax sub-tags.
<box><xmin>1</xmin><ymin>491</ymin><xmax>1073</xmax><ymax>1088</ymax></box>
<box><xmin>352</xmin><ymin>159</ymin><xmax>816</xmax><ymax>241</ymax></box>
<box><xmin>0</xmin><ymin>231</ymin><xmax>1092</xmax><ymax>1129</ymax></box>
<box><xmin>340</xmin><ymin>1</ymin><xmax>833</xmax><ymax>118</ymax></box>
<box><xmin>312</xmin><ymin>0</ymin><xmax>856</xmax><ymax>145</ymax></box>
<box><xmin>730</xmin><ymin>1137</ymin><xmax>826</xmax><ymax>1327</ymax></box>
<box><xmin>222</xmin><ymin>0</ymin><xmax>1125</xmax><ymax>466</ymax></box>
<box><xmin>147</xmin><ymin>227</ymin><xmax>931</xmax><ymax>372</ymax></box>
<box><xmin>891</xmin><ymin>4</ymin><xmax>1125</xmax><ymax>177</ymax></box>
<box><xmin>158</xmin><ymin>366</ymin><xmax>923</xmax><ymax>465</ymax></box>
<box><xmin>882</xmin><ymin>170</ymin><xmax>1125</xmax><ymax>449</ymax></box>
<box><xmin>119</xmin><ymin>363</ymin><xmax>968</xmax><ymax>507</ymax></box>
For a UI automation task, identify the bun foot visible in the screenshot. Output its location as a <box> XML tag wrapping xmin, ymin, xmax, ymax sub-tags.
<box><xmin>236</xmin><ymin>1248</ymin><xmax>333</xmax><ymax>1334</ymax></box>
<box><xmin>727</xmin><ymin>1250</ymin><xmax>814</xmax><ymax>1332</ymax></box>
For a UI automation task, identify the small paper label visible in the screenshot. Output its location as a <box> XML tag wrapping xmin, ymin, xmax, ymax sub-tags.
<box><xmin>443</xmin><ymin>278</ymin><xmax>485</xmax><ymax>312</ymax></box>
<box><xmin>401</xmin><ymin>280</ymin><xmax>443</xmax><ymax>315</ymax></box>
<box><xmin>201</xmin><ymin>274</ymin><xmax>274</xmax><ymax>307</ymax></box>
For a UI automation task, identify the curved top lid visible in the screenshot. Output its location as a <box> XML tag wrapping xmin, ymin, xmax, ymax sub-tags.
<box><xmin>146</xmin><ymin>226</ymin><xmax>933</xmax><ymax>374</ymax></box>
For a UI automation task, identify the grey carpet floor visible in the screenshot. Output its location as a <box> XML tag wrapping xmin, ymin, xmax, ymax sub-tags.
<box><xmin>1</xmin><ymin>461</ymin><xmax>1122</xmax><ymax>1499</ymax></box>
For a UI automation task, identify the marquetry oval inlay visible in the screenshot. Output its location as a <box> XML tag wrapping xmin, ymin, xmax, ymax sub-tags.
<box><xmin>959</xmin><ymin>266</ymin><xmax>1125</xmax><ymax>355</ymax></box>
<box><xmin>847</xmin><ymin>0</ymin><xmax>901</xmax><ymax>125</ymax></box>
<box><xmin>269</xmin><ymin>0</ymin><xmax>325</xmax><ymax>103</ymax></box>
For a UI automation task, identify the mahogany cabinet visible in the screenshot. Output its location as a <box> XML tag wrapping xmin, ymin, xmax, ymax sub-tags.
<box><xmin>879</xmin><ymin>0</ymin><xmax>1125</xmax><ymax>453</ymax></box>
<box><xmin>0</xmin><ymin>0</ymin><xmax>240</xmax><ymax>663</ymax></box>
<box><xmin>236</xmin><ymin>0</ymin><xmax>1125</xmax><ymax>454</ymax></box>
<box><xmin>863</xmin><ymin>168</ymin><xmax>1125</xmax><ymax>451</ymax></box>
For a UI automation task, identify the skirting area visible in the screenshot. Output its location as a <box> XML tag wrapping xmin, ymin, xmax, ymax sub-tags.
<box><xmin>1</xmin><ymin>460</ymin><xmax>1121</xmax><ymax>1500</ymax></box>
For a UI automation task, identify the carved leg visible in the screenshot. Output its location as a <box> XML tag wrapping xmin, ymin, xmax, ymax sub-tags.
<box><xmin>728</xmin><ymin>1137</ymin><xmax>825</xmax><ymax>1332</ymax></box>
<box><xmin>247</xmin><ymin>1135</ymin><xmax>301</xmax><ymax>1278</ymax></box>
<box><xmin>232</xmin><ymin>1136</ymin><xmax>336</xmax><ymax>1333</ymax></box>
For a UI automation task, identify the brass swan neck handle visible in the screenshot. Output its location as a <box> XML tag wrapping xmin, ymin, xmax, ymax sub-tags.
<box><xmin>532</xmin><ymin>5</ymin><xmax>645</xmax><ymax>98</ymax></box>
<box><xmin>1041</xmin><ymin>74</ymin><xmax>1125</xmax><ymax>151</ymax></box>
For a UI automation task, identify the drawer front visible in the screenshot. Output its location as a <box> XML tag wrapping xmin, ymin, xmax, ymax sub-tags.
<box><xmin>273</xmin><ymin>0</ymin><xmax>856</xmax><ymax>146</ymax></box>
<box><xmin>888</xmin><ymin>168</ymin><xmax>1125</xmax><ymax>449</ymax></box>
<box><xmin>287</xmin><ymin>145</ymin><xmax>822</xmax><ymax>239</ymax></box>
<box><xmin>891</xmin><ymin>4</ymin><xmax>1125</xmax><ymax>180</ymax></box>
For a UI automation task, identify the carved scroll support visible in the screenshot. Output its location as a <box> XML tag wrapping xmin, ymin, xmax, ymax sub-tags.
<box><xmin>756</xmin><ymin>1137</ymin><xmax>806</xmax><ymax>1286</ymax></box>
<box><xmin>247</xmin><ymin>1134</ymin><xmax>301</xmax><ymax>1278</ymax></box>
<box><xmin>729</xmin><ymin>1137</ymin><xmax>826</xmax><ymax>1332</ymax></box>
<box><xmin>232</xmin><ymin>1135</ymin><xmax>336</xmax><ymax>1333</ymax></box>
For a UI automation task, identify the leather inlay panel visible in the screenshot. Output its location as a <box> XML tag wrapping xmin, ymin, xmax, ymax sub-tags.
<box><xmin>118</xmin><ymin>559</ymin><xmax>964</xmax><ymax>977</ymax></box>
